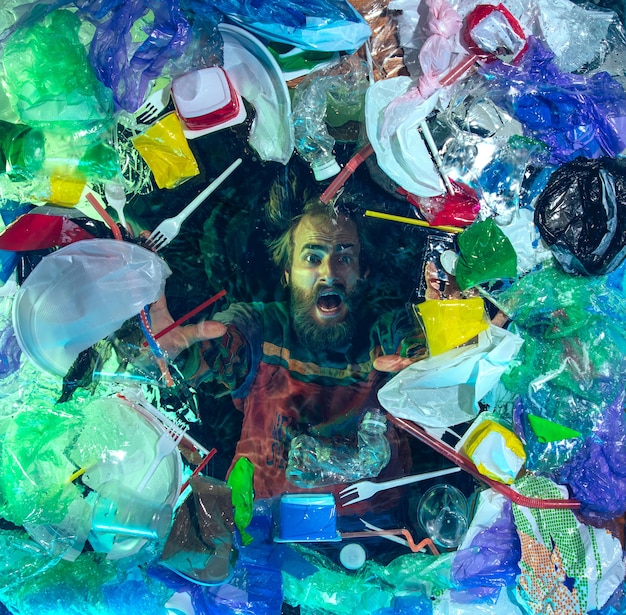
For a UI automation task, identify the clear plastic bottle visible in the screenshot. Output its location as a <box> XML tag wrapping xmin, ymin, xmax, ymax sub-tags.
<box><xmin>291</xmin><ymin>54</ymin><xmax>369</xmax><ymax>181</ymax></box>
<box><xmin>286</xmin><ymin>409</ymin><xmax>392</xmax><ymax>488</ymax></box>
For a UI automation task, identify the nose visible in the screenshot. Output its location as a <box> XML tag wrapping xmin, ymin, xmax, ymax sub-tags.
<box><xmin>318</xmin><ymin>256</ymin><xmax>338</xmax><ymax>285</ymax></box>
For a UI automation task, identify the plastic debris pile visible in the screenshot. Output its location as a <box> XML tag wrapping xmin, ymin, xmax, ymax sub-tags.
<box><xmin>1</xmin><ymin>0</ymin><xmax>626</xmax><ymax>614</ymax></box>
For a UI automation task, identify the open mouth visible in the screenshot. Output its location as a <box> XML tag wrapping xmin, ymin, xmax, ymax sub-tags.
<box><xmin>316</xmin><ymin>290</ymin><xmax>344</xmax><ymax>316</ymax></box>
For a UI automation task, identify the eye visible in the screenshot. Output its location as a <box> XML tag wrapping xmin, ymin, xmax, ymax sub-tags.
<box><xmin>304</xmin><ymin>253</ymin><xmax>322</xmax><ymax>264</ymax></box>
<box><xmin>337</xmin><ymin>254</ymin><xmax>353</xmax><ymax>264</ymax></box>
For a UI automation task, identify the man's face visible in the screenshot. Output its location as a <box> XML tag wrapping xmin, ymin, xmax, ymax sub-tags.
<box><xmin>285</xmin><ymin>213</ymin><xmax>366</xmax><ymax>351</ymax></box>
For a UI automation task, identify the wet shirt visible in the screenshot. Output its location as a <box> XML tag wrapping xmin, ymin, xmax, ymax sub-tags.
<box><xmin>191</xmin><ymin>301</ymin><xmax>418</xmax><ymax>499</ymax></box>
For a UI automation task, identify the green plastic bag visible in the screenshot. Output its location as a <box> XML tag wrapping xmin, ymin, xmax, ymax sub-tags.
<box><xmin>455</xmin><ymin>218</ymin><xmax>518</xmax><ymax>291</ymax></box>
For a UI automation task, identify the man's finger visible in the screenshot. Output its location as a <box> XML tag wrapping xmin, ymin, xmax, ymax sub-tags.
<box><xmin>185</xmin><ymin>321</ymin><xmax>227</xmax><ymax>345</ymax></box>
<box><xmin>373</xmin><ymin>354</ymin><xmax>415</xmax><ymax>373</ymax></box>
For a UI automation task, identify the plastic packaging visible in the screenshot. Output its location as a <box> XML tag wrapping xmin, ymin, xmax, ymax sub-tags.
<box><xmin>277</xmin><ymin>493</ymin><xmax>338</xmax><ymax>541</ymax></box>
<box><xmin>292</xmin><ymin>55</ymin><xmax>368</xmax><ymax>180</ymax></box>
<box><xmin>416</xmin><ymin>297</ymin><xmax>489</xmax><ymax>356</ymax></box>
<box><xmin>285</xmin><ymin>409</ymin><xmax>392</xmax><ymax>487</ymax></box>
<box><xmin>131</xmin><ymin>112</ymin><xmax>200</xmax><ymax>189</ymax></box>
<box><xmin>455</xmin><ymin>413</ymin><xmax>526</xmax><ymax>485</ymax></box>
<box><xmin>534</xmin><ymin>156</ymin><xmax>626</xmax><ymax>276</ymax></box>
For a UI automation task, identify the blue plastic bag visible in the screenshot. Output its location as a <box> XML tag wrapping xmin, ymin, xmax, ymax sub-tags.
<box><xmin>209</xmin><ymin>0</ymin><xmax>371</xmax><ymax>51</ymax></box>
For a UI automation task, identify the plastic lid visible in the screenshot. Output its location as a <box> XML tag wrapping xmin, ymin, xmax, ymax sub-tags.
<box><xmin>311</xmin><ymin>157</ymin><xmax>341</xmax><ymax>181</ymax></box>
<box><xmin>340</xmin><ymin>543</ymin><xmax>366</xmax><ymax>570</ymax></box>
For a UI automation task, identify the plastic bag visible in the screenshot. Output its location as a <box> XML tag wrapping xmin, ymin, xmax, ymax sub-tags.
<box><xmin>2</xmin><ymin>9</ymin><xmax>113</xmax><ymax>131</ymax></box>
<box><xmin>480</xmin><ymin>36</ymin><xmax>626</xmax><ymax>164</ymax></box>
<box><xmin>511</xmin><ymin>474</ymin><xmax>625</xmax><ymax>614</ymax></box>
<box><xmin>454</xmin><ymin>218</ymin><xmax>518</xmax><ymax>291</ymax></box>
<box><xmin>557</xmin><ymin>387</ymin><xmax>626</xmax><ymax>521</ymax></box>
<box><xmin>451</xmin><ymin>490</ymin><xmax>521</xmax><ymax>598</ymax></box>
<box><xmin>86</xmin><ymin>0</ymin><xmax>208</xmax><ymax>113</ymax></box>
<box><xmin>378</xmin><ymin>325</ymin><xmax>524</xmax><ymax>430</ymax></box>
<box><xmin>534</xmin><ymin>156</ymin><xmax>626</xmax><ymax>276</ymax></box>
<box><xmin>210</xmin><ymin>0</ymin><xmax>371</xmax><ymax>51</ymax></box>
<box><xmin>132</xmin><ymin>112</ymin><xmax>200</xmax><ymax>189</ymax></box>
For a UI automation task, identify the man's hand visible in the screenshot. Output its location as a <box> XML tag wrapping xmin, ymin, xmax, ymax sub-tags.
<box><xmin>149</xmin><ymin>295</ymin><xmax>226</xmax><ymax>360</ymax></box>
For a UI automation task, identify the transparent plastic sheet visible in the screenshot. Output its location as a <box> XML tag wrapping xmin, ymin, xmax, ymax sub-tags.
<box><xmin>282</xmin><ymin>543</ymin><xmax>455</xmax><ymax>615</ymax></box>
<box><xmin>209</xmin><ymin>0</ymin><xmax>371</xmax><ymax>51</ymax></box>
<box><xmin>478</xmin><ymin>36</ymin><xmax>626</xmax><ymax>164</ymax></box>
<box><xmin>285</xmin><ymin>409</ymin><xmax>391</xmax><ymax>488</ymax></box>
<box><xmin>534</xmin><ymin>0</ymin><xmax>616</xmax><ymax>73</ymax></box>
<box><xmin>498</xmin><ymin>263</ymin><xmax>626</xmax><ymax>401</ymax></box>
<box><xmin>511</xmin><ymin>475</ymin><xmax>625</xmax><ymax>615</ymax></box>
<box><xmin>534</xmin><ymin>156</ymin><xmax>626</xmax><ymax>276</ymax></box>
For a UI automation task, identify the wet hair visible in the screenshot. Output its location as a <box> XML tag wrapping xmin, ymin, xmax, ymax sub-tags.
<box><xmin>267</xmin><ymin>198</ymin><xmax>371</xmax><ymax>283</ymax></box>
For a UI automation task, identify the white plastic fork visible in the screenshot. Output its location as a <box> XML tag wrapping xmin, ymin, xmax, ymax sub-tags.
<box><xmin>145</xmin><ymin>157</ymin><xmax>243</xmax><ymax>251</ymax></box>
<box><xmin>135</xmin><ymin>86</ymin><xmax>171</xmax><ymax>125</ymax></box>
<box><xmin>338</xmin><ymin>466</ymin><xmax>462</xmax><ymax>506</ymax></box>
<box><xmin>136</xmin><ymin>418</ymin><xmax>187</xmax><ymax>492</ymax></box>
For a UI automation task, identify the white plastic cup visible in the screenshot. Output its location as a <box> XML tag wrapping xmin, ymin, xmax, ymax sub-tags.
<box><xmin>92</xmin><ymin>480</ymin><xmax>173</xmax><ymax>540</ymax></box>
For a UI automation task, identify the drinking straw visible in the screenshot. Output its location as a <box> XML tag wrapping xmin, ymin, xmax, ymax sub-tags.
<box><xmin>179</xmin><ymin>447</ymin><xmax>218</xmax><ymax>494</ymax></box>
<box><xmin>365</xmin><ymin>209</ymin><xmax>464</xmax><ymax>234</ymax></box>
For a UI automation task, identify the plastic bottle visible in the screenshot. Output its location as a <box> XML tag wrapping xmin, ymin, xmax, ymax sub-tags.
<box><xmin>291</xmin><ymin>55</ymin><xmax>369</xmax><ymax>181</ymax></box>
<box><xmin>0</xmin><ymin>120</ymin><xmax>45</xmax><ymax>179</ymax></box>
<box><xmin>286</xmin><ymin>409</ymin><xmax>392</xmax><ymax>487</ymax></box>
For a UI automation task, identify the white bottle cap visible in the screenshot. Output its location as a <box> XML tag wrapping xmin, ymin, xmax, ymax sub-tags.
<box><xmin>340</xmin><ymin>543</ymin><xmax>366</xmax><ymax>570</ymax></box>
<box><xmin>312</xmin><ymin>157</ymin><xmax>341</xmax><ymax>181</ymax></box>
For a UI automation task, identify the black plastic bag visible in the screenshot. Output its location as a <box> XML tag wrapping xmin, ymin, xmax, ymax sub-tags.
<box><xmin>534</xmin><ymin>156</ymin><xmax>626</xmax><ymax>275</ymax></box>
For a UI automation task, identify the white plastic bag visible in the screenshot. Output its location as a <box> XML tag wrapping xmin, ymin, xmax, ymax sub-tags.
<box><xmin>377</xmin><ymin>324</ymin><xmax>524</xmax><ymax>428</ymax></box>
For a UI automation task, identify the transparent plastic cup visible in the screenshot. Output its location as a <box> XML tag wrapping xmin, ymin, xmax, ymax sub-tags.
<box><xmin>92</xmin><ymin>480</ymin><xmax>173</xmax><ymax>540</ymax></box>
<box><xmin>418</xmin><ymin>483</ymin><xmax>469</xmax><ymax>549</ymax></box>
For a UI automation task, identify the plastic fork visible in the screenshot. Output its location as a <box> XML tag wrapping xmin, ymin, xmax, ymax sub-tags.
<box><xmin>145</xmin><ymin>157</ymin><xmax>242</xmax><ymax>251</ymax></box>
<box><xmin>338</xmin><ymin>466</ymin><xmax>462</xmax><ymax>506</ymax></box>
<box><xmin>136</xmin><ymin>418</ymin><xmax>187</xmax><ymax>492</ymax></box>
<box><xmin>135</xmin><ymin>86</ymin><xmax>171</xmax><ymax>125</ymax></box>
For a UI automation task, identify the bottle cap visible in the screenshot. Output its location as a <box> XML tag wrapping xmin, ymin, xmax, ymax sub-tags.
<box><xmin>311</xmin><ymin>157</ymin><xmax>341</xmax><ymax>181</ymax></box>
<box><xmin>340</xmin><ymin>543</ymin><xmax>366</xmax><ymax>570</ymax></box>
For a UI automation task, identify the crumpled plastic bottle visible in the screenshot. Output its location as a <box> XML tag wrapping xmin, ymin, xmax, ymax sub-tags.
<box><xmin>292</xmin><ymin>54</ymin><xmax>369</xmax><ymax>181</ymax></box>
<box><xmin>286</xmin><ymin>409</ymin><xmax>392</xmax><ymax>487</ymax></box>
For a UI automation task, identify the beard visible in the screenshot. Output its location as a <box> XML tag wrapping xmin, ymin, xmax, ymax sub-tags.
<box><xmin>290</xmin><ymin>279</ymin><xmax>367</xmax><ymax>354</ymax></box>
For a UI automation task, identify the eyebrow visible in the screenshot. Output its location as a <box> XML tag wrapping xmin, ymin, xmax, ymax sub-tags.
<box><xmin>300</xmin><ymin>243</ymin><xmax>356</xmax><ymax>253</ymax></box>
